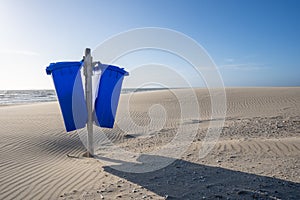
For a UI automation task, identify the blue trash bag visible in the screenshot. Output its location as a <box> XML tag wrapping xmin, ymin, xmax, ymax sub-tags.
<box><xmin>94</xmin><ymin>64</ymin><xmax>128</xmax><ymax>128</ymax></box>
<box><xmin>46</xmin><ymin>61</ymin><xmax>87</xmax><ymax>132</ymax></box>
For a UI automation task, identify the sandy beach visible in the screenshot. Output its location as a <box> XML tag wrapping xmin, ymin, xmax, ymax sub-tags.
<box><xmin>0</xmin><ymin>87</ymin><xmax>299</xmax><ymax>200</ymax></box>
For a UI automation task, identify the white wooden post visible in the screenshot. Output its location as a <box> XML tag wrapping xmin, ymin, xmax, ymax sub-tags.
<box><xmin>84</xmin><ymin>48</ymin><xmax>94</xmax><ymax>157</ymax></box>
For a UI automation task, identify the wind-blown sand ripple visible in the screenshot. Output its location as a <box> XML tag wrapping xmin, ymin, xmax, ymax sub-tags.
<box><xmin>0</xmin><ymin>88</ymin><xmax>299</xmax><ymax>199</ymax></box>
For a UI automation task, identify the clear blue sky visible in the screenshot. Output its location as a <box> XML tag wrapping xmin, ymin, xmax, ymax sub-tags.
<box><xmin>0</xmin><ymin>0</ymin><xmax>299</xmax><ymax>89</ymax></box>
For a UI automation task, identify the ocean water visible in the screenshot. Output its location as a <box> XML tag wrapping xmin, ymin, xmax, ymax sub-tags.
<box><xmin>0</xmin><ymin>88</ymin><xmax>169</xmax><ymax>105</ymax></box>
<box><xmin>0</xmin><ymin>90</ymin><xmax>57</xmax><ymax>105</ymax></box>
<box><xmin>121</xmin><ymin>87</ymin><xmax>169</xmax><ymax>94</ymax></box>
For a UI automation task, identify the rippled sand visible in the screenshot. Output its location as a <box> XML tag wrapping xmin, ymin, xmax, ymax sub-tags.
<box><xmin>0</xmin><ymin>87</ymin><xmax>299</xmax><ymax>199</ymax></box>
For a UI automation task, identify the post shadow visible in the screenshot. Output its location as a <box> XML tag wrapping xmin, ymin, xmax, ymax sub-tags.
<box><xmin>102</xmin><ymin>154</ymin><xmax>300</xmax><ymax>199</ymax></box>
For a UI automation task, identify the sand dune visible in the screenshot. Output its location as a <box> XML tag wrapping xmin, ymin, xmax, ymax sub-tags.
<box><xmin>0</xmin><ymin>88</ymin><xmax>299</xmax><ymax>199</ymax></box>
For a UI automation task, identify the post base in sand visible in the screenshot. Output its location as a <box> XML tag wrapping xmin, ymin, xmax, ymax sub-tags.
<box><xmin>82</xmin><ymin>151</ymin><xmax>94</xmax><ymax>158</ymax></box>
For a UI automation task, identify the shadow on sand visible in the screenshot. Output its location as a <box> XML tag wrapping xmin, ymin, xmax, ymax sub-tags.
<box><xmin>102</xmin><ymin>154</ymin><xmax>300</xmax><ymax>200</ymax></box>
